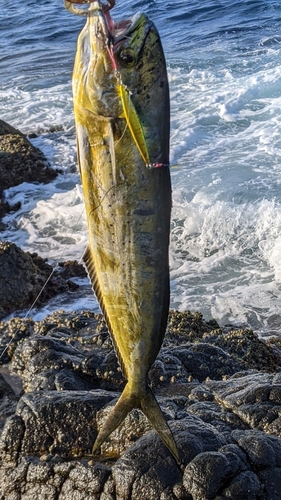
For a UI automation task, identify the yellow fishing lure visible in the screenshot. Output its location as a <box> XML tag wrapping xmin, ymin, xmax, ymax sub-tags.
<box><xmin>117</xmin><ymin>79</ymin><xmax>150</xmax><ymax>167</ymax></box>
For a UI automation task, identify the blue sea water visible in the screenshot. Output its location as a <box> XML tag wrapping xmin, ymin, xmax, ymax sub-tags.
<box><xmin>1</xmin><ymin>0</ymin><xmax>281</xmax><ymax>335</ymax></box>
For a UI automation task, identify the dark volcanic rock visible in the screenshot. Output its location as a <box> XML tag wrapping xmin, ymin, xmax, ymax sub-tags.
<box><xmin>111</xmin><ymin>430</ymin><xmax>183</xmax><ymax>500</ymax></box>
<box><xmin>258</xmin><ymin>467</ymin><xmax>281</xmax><ymax>500</ymax></box>
<box><xmin>1</xmin><ymin>310</ymin><xmax>281</xmax><ymax>498</ymax></box>
<box><xmin>0</xmin><ymin>310</ymin><xmax>109</xmax><ymax>366</ymax></box>
<box><xmin>206</xmin><ymin>371</ymin><xmax>281</xmax><ymax>436</ymax></box>
<box><xmin>0</xmin><ymin>241</ymin><xmax>79</xmax><ymax>321</ymax></box>
<box><xmin>0</xmin><ymin>119</ymin><xmax>58</xmax><ymax>227</ymax></box>
<box><xmin>12</xmin><ymin>334</ymin><xmax>108</xmax><ymax>392</ymax></box>
<box><xmin>1</xmin><ymin>390</ymin><xmax>118</xmax><ymax>460</ymax></box>
<box><xmin>57</xmin><ymin>260</ymin><xmax>87</xmax><ymax>280</ymax></box>
<box><xmin>183</xmin><ymin>450</ymin><xmax>245</xmax><ymax>500</ymax></box>
<box><xmin>0</xmin><ymin>119</ymin><xmax>57</xmax><ymax>192</ymax></box>
<box><xmin>0</xmin><ymin>373</ymin><xmax>18</xmax><ymax>432</ymax></box>
<box><xmin>232</xmin><ymin>429</ymin><xmax>281</xmax><ymax>467</ymax></box>
<box><xmin>166</xmin><ymin>310</ymin><xmax>280</xmax><ymax>372</ymax></box>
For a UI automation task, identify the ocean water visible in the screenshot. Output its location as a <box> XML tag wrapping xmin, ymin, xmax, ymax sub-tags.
<box><xmin>1</xmin><ymin>0</ymin><xmax>281</xmax><ymax>335</ymax></box>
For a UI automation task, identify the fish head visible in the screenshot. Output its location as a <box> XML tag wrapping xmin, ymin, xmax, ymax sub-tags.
<box><xmin>70</xmin><ymin>2</ymin><xmax>169</xmax><ymax>164</ymax></box>
<box><xmin>113</xmin><ymin>12</ymin><xmax>170</xmax><ymax>165</ymax></box>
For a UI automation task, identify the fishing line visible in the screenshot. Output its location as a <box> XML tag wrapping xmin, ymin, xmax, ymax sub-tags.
<box><xmin>0</xmin><ymin>205</ymin><xmax>86</xmax><ymax>362</ymax></box>
<box><xmin>114</xmin><ymin>121</ymin><xmax>128</xmax><ymax>149</ymax></box>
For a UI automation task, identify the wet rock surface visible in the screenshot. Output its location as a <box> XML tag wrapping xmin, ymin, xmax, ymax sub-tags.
<box><xmin>1</xmin><ymin>310</ymin><xmax>281</xmax><ymax>498</ymax></box>
<box><xmin>0</xmin><ymin>119</ymin><xmax>59</xmax><ymax>230</ymax></box>
<box><xmin>0</xmin><ymin>119</ymin><xmax>57</xmax><ymax>192</ymax></box>
<box><xmin>0</xmin><ymin>241</ymin><xmax>83</xmax><ymax>321</ymax></box>
<box><xmin>0</xmin><ymin>373</ymin><xmax>18</xmax><ymax>433</ymax></box>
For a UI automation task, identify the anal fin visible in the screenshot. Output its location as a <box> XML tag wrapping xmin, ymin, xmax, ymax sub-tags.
<box><xmin>83</xmin><ymin>245</ymin><xmax>127</xmax><ymax>379</ymax></box>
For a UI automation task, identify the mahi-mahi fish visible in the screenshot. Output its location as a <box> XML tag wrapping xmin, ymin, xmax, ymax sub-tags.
<box><xmin>64</xmin><ymin>0</ymin><xmax>180</xmax><ymax>463</ymax></box>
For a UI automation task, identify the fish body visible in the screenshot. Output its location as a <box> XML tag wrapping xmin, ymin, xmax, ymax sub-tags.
<box><xmin>69</xmin><ymin>1</ymin><xmax>179</xmax><ymax>462</ymax></box>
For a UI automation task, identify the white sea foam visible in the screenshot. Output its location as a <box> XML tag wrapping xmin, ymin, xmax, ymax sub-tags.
<box><xmin>0</xmin><ymin>83</ymin><xmax>74</xmax><ymax>135</ymax></box>
<box><xmin>170</xmin><ymin>192</ymin><xmax>281</xmax><ymax>329</ymax></box>
<box><xmin>3</xmin><ymin>178</ymin><xmax>87</xmax><ymax>260</ymax></box>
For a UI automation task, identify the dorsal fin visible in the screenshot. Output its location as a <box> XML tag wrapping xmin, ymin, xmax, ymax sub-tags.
<box><xmin>83</xmin><ymin>245</ymin><xmax>127</xmax><ymax>379</ymax></box>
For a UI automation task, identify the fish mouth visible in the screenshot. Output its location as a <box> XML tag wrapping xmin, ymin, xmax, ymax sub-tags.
<box><xmin>64</xmin><ymin>0</ymin><xmax>115</xmax><ymax>11</ymax></box>
<box><xmin>64</xmin><ymin>1</ymin><xmax>147</xmax><ymax>55</ymax></box>
<box><xmin>113</xmin><ymin>12</ymin><xmax>144</xmax><ymax>43</ymax></box>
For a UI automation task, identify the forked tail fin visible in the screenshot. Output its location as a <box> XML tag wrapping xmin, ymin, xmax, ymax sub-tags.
<box><xmin>93</xmin><ymin>383</ymin><xmax>180</xmax><ymax>464</ymax></box>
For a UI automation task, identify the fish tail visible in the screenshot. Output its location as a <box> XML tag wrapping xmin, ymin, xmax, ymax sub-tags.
<box><xmin>92</xmin><ymin>383</ymin><xmax>180</xmax><ymax>464</ymax></box>
<box><xmin>92</xmin><ymin>383</ymin><xmax>136</xmax><ymax>454</ymax></box>
<box><xmin>140</xmin><ymin>385</ymin><xmax>180</xmax><ymax>464</ymax></box>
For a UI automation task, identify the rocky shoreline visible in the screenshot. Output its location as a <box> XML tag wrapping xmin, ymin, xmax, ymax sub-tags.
<box><xmin>0</xmin><ymin>118</ymin><xmax>87</xmax><ymax>321</ymax></box>
<box><xmin>0</xmin><ymin>119</ymin><xmax>58</xmax><ymax>231</ymax></box>
<box><xmin>1</xmin><ymin>310</ymin><xmax>281</xmax><ymax>499</ymax></box>
<box><xmin>1</xmin><ymin>120</ymin><xmax>281</xmax><ymax>498</ymax></box>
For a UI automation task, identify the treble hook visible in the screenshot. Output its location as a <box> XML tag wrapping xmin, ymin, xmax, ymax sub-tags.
<box><xmin>64</xmin><ymin>0</ymin><xmax>115</xmax><ymax>15</ymax></box>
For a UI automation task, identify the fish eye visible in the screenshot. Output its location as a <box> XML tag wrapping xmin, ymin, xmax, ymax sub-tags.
<box><xmin>118</xmin><ymin>50</ymin><xmax>135</xmax><ymax>68</ymax></box>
